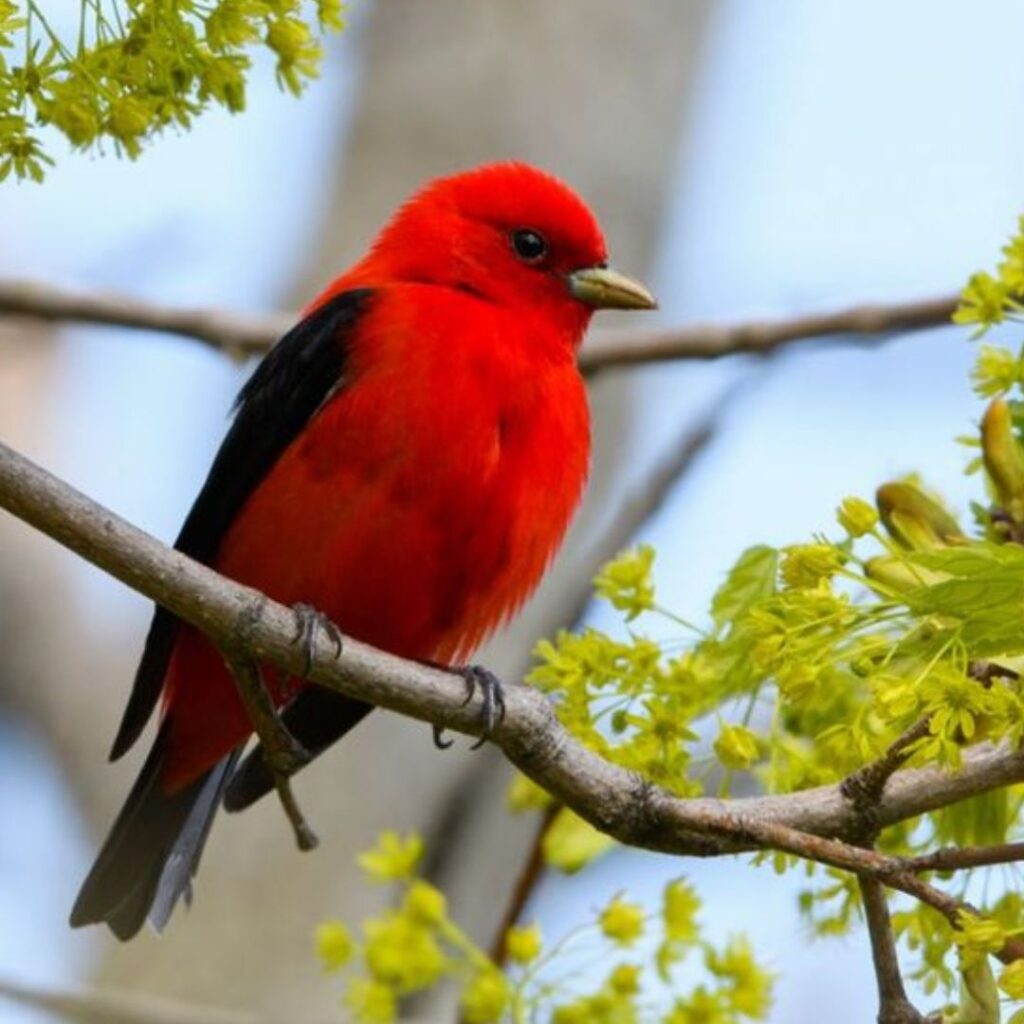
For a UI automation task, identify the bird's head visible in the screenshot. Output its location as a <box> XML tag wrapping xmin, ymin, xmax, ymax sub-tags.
<box><xmin>360</xmin><ymin>162</ymin><xmax>656</xmax><ymax>344</ymax></box>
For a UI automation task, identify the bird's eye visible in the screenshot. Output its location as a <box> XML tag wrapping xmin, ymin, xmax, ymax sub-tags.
<box><xmin>510</xmin><ymin>228</ymin><xmax>548</xmax><ymax>264</ymax></box>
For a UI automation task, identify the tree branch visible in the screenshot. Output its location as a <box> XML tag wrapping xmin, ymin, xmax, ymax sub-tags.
<box><xmin>859</xmin><ymin>876</ymin><xmax>927</xmax><ymax>1024</ymax></box>
<box><xmin>2</xmin><ymin>438</ymin><xmax>1023</xmax><ymax>956</ymax></box>
<box><xmin>0</xmin><ymin>277</ymin><xmax>958</xmax><ymax>371</ymax></box>
<box><xmin>903</xmin><ymin>842</ymin><xmax>1024</xmax><ymax>874</ymax></box>
<box><xmin>0</xmin><ymin>278</ymin><xmax>291</xmax><ymax>359</ymax></box>
<box><xmin>577</xmin><ymin>294</ymin><xmax>959</xmax><ymax>372</ymax></box>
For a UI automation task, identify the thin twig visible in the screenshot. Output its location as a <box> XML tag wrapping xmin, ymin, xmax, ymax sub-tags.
<box><xmin>841</xmin><ymin>717</ymin><xmax>934</xmax><ymax>840</ymax></box>
<box><xmin>223</xmin><ymin>653</ymin><xmax>318</xmax><ymax>851</ymax></box>
<box><xmin>859</xmin><ymin>876</ymin><xmax>926</xmax><ymax>1024</ymax></box>
<box><xmin>0</xmin><ymin>277</ymin><xmax>958</xmax><ymax>372</ymax></box>
<box><xmin>577</xmin><ymin>294</ymin><xmax>959</xmax><ymax>373</ymax></box>
<box><xmin>3</xmin><ymin>439</ymin><xmax>1024</xmax><ymax>959</ymax></box>
<box><xmin>903</xmin><ymin>842</ymin><xmax>1024</xmax><ymax>874</ymax></box>
<box><xmin>0</xmin><ymin>278</ymin><xmax>290</xmax><ymax>358</ymax></box>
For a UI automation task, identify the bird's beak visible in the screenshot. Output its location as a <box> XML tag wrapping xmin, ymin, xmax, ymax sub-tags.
<box><xmin>567</xmin><ymin>265</ymin><xmax>658</xmax><ymax>311</ymax></box>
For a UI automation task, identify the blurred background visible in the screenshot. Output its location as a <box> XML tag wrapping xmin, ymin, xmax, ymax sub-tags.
<box><xmin>1</xmin><ymin>0</ymin><xmax>1022</xmax><ymax>1020</ymax></box>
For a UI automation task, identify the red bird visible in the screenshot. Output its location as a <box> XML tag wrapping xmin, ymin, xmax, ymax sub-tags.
<box><xmin>71</xmin><ymin>162</ymin><xmax>656</xmax><ymax>939</ymax></box>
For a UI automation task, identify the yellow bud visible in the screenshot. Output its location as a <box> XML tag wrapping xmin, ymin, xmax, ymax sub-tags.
<box><xmin>982</xmin><ymin>398</ymin><xmax>1024</xmax><ymax>522</ymax></box>
<box><xmin>713</xmin><ymin>723</ymin><xmax>760</xmax><ymax>770</ymax></box>
<box><xmin>315</xmin><ymin>920</ymin><xmax>355</xmax><ymax>971</ymax></box>
<box><xmin>402</xmin><ymin>881</ymin><xmax>446</xmax><ymax>926</ymax></box>
<box><xmin>344</xmin><ymin>978</ymin><xmax>397</xmax><ymax>1023</ymax></box>
<box><xmin>505</xmin><ymin>922</ymin><xmax>542</xmax><ymax>965</ymax></box>
<box><xmin>599</xmin><ymin>896</ymin><xmax>645</xmax><ymax>946</ymax></box>
<box><xmin>876</xmin><ymin>482</ymin><xmax>964</xmax><ymax>549</ymax></box>
<box><xmin>837</xmin><ymin>496</ymin><xmax>878</xmax><ymax>537</ymax></box>
<box><xmin>460</xmin><ymin>969</ymin><xmax>509</xmax><ymax>1024</ymax></box>
<box><xmin>609</xmin><ymin>963</ymin><xmax>641</xmax><ymax>995</ymax></box>
<box><xmin>364</xmin><ymin>912</ymin><xmax>445</xmax><ymax>991</ymax></box>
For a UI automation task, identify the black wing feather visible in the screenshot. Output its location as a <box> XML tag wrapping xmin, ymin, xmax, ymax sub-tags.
<box><xmin>109</xmin><ymin>288</ymin><xmax>374</xmax><ymax>761</ymax></box>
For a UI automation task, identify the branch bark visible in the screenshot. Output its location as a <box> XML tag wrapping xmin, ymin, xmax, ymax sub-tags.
<box><xmin>859</xmin><ymin>876</ymin><xmax>927</xmax><ymax>1024</ymax></box>
<box><xmin>1</xmin><ymin>438</ymin><xmax>1022</xmax><ymax>956</ymax></box>
<box><xmin>0</xmin><ymin>277</ymin><xmax>958</xmax><ymax>372</ymax></box>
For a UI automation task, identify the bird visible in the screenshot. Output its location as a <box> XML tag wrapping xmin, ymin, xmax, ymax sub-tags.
<box><xmin>70</xmin><ymin>161</ymin><xmax>656</xmax><ymax>940</ymax></box>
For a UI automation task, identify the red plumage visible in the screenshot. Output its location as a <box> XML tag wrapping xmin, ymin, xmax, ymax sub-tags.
<box><xmin>72</xmin><ymin>162</ymin><xmax>654</xmax><ymax>938</ymax></box>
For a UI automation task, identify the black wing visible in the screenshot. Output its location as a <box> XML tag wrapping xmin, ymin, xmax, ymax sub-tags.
<box><xmin>109</xmin><ymin>288</ymin><xmax>374</xmax><ymax>761</ymax></box>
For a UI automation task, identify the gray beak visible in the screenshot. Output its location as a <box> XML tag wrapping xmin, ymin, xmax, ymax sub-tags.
<box><xmin>567</xmin><ymin>266</ymin><xmax>658</xmax><ymax>311</ymax></box>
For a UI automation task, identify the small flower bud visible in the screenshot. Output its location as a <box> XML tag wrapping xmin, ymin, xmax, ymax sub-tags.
<box><xmin>876</xmin><ymin>482</ymin><xmax>964</xmax><ymax>549</ymax></box>
<box><xmin>981</xmin><ymin>398</ymin><xmax>1024</xmax><ymax>522</ymax></box>
<box><xmin>836</xmin><ymin>497</ymin><xmax>878</xmax><ymax>537</ymax></box>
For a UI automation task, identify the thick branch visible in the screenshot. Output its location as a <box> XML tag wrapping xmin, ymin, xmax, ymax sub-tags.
<box><xmin>0</xmin><ymin>278</ymin><xmax>957</xmax><ymax>371</ymax></box>
<box><xmin>2</xmin><ymin>439</ymin><xmax>1023</xmax><ymax>940</ymax></box>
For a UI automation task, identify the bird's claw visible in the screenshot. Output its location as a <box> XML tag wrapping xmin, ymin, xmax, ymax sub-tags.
<box><xmin>433</xmin><ymin>664</ymin><xmax>506</xmax><ymax>750</ymax></box>
<box><xmin>290</xmin><ymin>602</ymin><xmax>344</xmax><ymax>678</ymax></box>
<box><xmin>462</xmin><ymin>665</ymin><xmax>506</xmax><ymax>749</ymax></box>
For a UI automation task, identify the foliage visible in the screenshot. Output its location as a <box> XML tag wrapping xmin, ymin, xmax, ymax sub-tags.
<box><xmin>317</xmin><ymin>832</ymin><xmax>774</xmax><ymax>1024</ymax></box>
<box><xmin>0</xmin><ymin>1</ymin><xmax>344</xmax><ymax>181</ymax></box>
<box><xmin>319</xmin><ymin>217</ymin><xmax>1024</xmax><ymax>1020</ymax></box>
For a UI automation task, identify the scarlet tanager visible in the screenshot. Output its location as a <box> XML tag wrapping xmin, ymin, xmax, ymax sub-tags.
<box><xmin>71</xmin><ymin>162</ymin><xmax>656</xmax><ymax>939</ymax></box>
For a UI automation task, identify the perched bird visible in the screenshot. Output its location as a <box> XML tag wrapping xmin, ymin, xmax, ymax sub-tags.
<box><xmin>70</xmin><ymin>162</ymin><xmax>656</xmax><ymax>940</ymax></box>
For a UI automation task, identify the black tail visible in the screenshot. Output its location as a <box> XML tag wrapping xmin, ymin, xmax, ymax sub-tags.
<box><xmin>70</xmin><ymin>725</ymin><xmax>239</xmax><ymax>941</ymax></box>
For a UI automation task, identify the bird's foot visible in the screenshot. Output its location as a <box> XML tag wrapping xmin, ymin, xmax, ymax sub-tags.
<box><xmin>431</xmin><ymin>663</ymin><xmax>507</xmax><ymax>750</ymax></box>
<box><xmin>290</xmin><ymin>602</ymin><xmax>344</xmax><ymax>678</ymax></box>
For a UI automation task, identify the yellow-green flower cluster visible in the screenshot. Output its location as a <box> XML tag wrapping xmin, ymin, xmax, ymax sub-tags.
<box><xmin>317</xmin><ymin>831</ymin><xmax>494</xmax><ymax>1023</ymax></box>
<box><xmin>0</xmin><ymin>0</ymin><xmax>345</xmax><ymax>181</ymax></box>
<box><xmin>524</xmin><ymin>304</ymin><xmax>1024</xmax><ymax>996</ymax></box>
<box><xmin>955</xmin><ymin>217</ymin><xmax>1024</xmax><ymax>336</ymax></box>
<box><xmin>594</xmin><ymin>543</ymin><xmax>657</xmax><ymax>620</ymax></box>
<box><xmin>318</xmin><ymin>835</ymin><xmax>772</xmax><ymax>1023</ymax></box>
<box><xmin>331</xmin><ymin>210</ymin><xmax>1024</xmax><ymax>1021</ymax></box>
